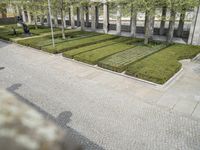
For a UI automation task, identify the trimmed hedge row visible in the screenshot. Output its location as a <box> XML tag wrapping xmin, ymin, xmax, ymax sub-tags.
<box><xmin>126</xmin><ymin>44</ymin><xmax>200</xmax><ymax>84</ymax></box>
<box><xmin>42</xmin><ymin>34</ymin><xmax>116</xmax><ymax>54</ymax></box>
<box><xmin>98</xmin><ymin>44</ymin><xmax>166</xmax><ymax>72</ymax></box>
<box><xmin>74</xmin><ymin>38</ymin><xmax>142</xmax><ymax>65</ymax></box>
<box><xmin>62</xmin><ymin>36</ymin><xmax>132</xmax><ymax>58</ymax></box>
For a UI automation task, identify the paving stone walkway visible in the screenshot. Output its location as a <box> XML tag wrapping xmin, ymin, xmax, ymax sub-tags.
<box><xmin>0</xmin><ymin>40</ymin><xmax>200</xmax><ymax>150</ymax></box>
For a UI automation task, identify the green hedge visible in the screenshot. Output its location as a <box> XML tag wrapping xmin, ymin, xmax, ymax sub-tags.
<box><xmin>126</xmin><ymin>44</ymin><xmax>200</xmax><ymax>84</ymax></box>
<box><xmin>62</xmin><ymin>36</ymin><xmax>132</xmax><ymax>58</ymax></box>
<box><xmin>98</xmin><ymin>44</ymin><xmax>166</xmax><ymax>72</ymax></box>
<box><xmin>42</xmin><ymin>34</ymin><xmax>115</xmax><ymax>54</ymax></box>
<box><xmin>74</xmin><ymin>38</ymin><xmax>142</xmax><ymax>65</ymax></box>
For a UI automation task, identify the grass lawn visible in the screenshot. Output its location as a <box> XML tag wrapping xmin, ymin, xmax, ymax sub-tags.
<box><xmin>62</xmin><ymin>36</ymin><xmax>133</xmax><ymax>58</ymax></box>
<box><xmin>126</xmin><ymin>44</ymin><xmax>200</xmax><ymax>84</ymax></box>
<box><xmin>42</xmin><ymin>34</ymin><xmax>116</xmax><ymax>54</ymax></box>
<box><xmin>0</xmin><ymin>24</ymin><xmax>60</xmax><ymax>41</ymax></box>
<box><xmin>98</xmin><ymin>43</ymin><xmax>167</xmax><ymax>72</ymax></box>
<box><xmin>74</xmin><ymin>38</ymin><xmax>142</xmax><ymax>65</ymax></box>
<box><xmin>17</xmin><ymin>31</ymin><xmax>96</xmax><ymax>50</ymax></box>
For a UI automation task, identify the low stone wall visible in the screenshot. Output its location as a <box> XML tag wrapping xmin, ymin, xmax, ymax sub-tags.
<box><xmin>0</xmin><ymin>90</ymin><xmax>81</xmax><ymax>150</ymax></box>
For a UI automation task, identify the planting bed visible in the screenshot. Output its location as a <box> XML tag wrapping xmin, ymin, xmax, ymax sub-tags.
<box><xmin>126</xmin><ymin>44</ymin><xmax>200</xmax><ymax>84</ymax></box>
<box><xmin>98</xmin><ymin>44</ymin><xmax>166</xmax><ymax>72</ymax></box>
<box><xmin>74</xmin><ymin>38</ymin><xmax>142</xmax><ymax>65</ymax></box>
<box><xmin>63</xmin><ymin>37</ymin><xmax>133</xmax><ymax>58</ymax></box>
<box><xmin>42</xmin><ymin>34</ymin><xmax>115</xmax><ymax>54</ymax></box>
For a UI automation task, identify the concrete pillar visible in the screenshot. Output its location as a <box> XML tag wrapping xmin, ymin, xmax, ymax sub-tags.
<box><xmin>63</xmin><ymin>12</ymin><xmax>67</xmax><ymax>28</ymax></box>
<box><xmin>103</xmin><ymin>3</ymin><xmax>109</xmax><ymax>33</ymax></box>
<box><xmin>68</xmin><ymin>8</ymin><xmax>71</xmax><ymax>25</ymax></box>
<box><xmin>21</xmin><ymin>6</ymin><xmax>26</xmax><ymax>22</ymax></box>
<box><xmin>80</xmin><ymin>6</ymin><xmax>85</xmax><ymax>30</ymax></box>
<box><xmin>77</xmin><ymin>7</ymin><xmax>80</xmax><ymax>27</ymax></box>
<box><xmin>130</xmin><ymin>5</ymin><xmax>137</xmax><ymax>37</ymax></box>
<box><xmin>54</xmin><ymin>13</ymin><xmax>58</xmax><ymax>27</ymax></box>
<box><xmin>71</xmin><ymin>5</ymin><xmax>75</xmax><ymax>28</ymax></box>
<box><xmin>27</xmin><ymin>11</ymin><xmax>32</xmax><ymax>24</ymax></box>
<box><xmin>116</xmin><ymin>5</ymin><xmax>121</xmax><ymax>35</ymax></box>
<box><xmin>47</xmin><ymin>13</ymin><xmax>51</xmax><ymax>26</ymax></box>
<box><xmin>85</xmin><ymin>6</ymin><xmax>89</xmax><ymax>27</ymax></box>
<box><xmin>16</xmin><ymin>5</ymin><xmax>20</xmax><ymax>16</ymax></box>
<box><xmin>95</xmin><ymin>6</ymin><xmax>99</xmax><ymax>28</ymax></box>
<box><xmin>91</xmin><ymin>5</ymin><xmax>96</xmax><ymax>31</ymax></box>
<box><xmin>188</xmin><ymin>7</ymin><xmax>200</xmax><ymax>45</ymax></box>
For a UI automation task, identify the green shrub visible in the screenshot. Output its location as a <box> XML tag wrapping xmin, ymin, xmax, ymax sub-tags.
<box><xmin>62</xmin><ymin>36</ymin><xmax>132</xmax><ymax>58</ymax></box>
<box><xmin>74</xmin><ymin>38</ymin><xmax>142</xmax><ymax>65</ymax></box>
<box><xmin>126</xmin><ymin>44</ymin><xmax>200</xmax><ymax>84</ymax></box>
<box><xmin>42</xmin><ymin>34</ymin><xmax>115</xmax><ymax>54</ymax></box>
<box><xmin>98</xmin><ymin>44</ymin><xmax>166</xmax><ymax>72</ymax></box>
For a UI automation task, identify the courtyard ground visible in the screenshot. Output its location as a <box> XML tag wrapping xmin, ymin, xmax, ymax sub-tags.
<box><xmin>0</xmin><ymin>40</ymin><xmax>200</xmax><ymax>150</ymax></box>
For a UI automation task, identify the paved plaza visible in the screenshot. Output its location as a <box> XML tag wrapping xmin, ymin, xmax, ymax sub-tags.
<box><xmin>0</xmin><ymin>40</ymin><xmax>200</xmax><ymax>150</ymax></box>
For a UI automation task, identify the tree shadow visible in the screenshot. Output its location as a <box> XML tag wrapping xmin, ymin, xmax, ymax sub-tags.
<box><xmin>0</xmin><ymin>67</ymin><xmax>5</xmax><ymax>70</ymax></box>
<box><xmin>0</xmin><ymin>40</ymin><xmax>12</xmax><ymax>48</ymax></box>
<box><xmin>6</xmin><ymin>83</ymin><xmax>105</xmax><ymax>150</ymax></box>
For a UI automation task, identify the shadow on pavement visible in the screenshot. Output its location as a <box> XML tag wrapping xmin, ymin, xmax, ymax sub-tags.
<box><xmin>6</xmin><ymin>83</ymin><xmax>105</xmax><ymax>150</ymax></box>
<box><xmin>0</xmin><ymin>40</ymin><xmax>12</xmax><ymax>48</ymax></box>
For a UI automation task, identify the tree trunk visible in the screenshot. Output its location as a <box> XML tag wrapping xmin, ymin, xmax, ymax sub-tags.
<box><xmin>61</xmin><ymin>9</ymin><xmax>66</xmax><ymax>39</ymax></box>
<box><xmin>167</xmin><ymin>9</ymin><xmax>176</xmax><ymax>43</ymax></box>
<box><xmin>160</xmin><ymin>6</ymin><xmax>167</xmax><ymax>35</ymax></box>
<box><xmin>144</xmin><ymin>11</ymin><xmax>151</xmax><ymax>45</ymax></box>
<box><xmin>130</xmin><ymin>4</ymin><xmax>137</xmax><ymax>37</ymax></box>
<box><xmin>177</xmin><ymin>10</ymin><xmax>186</xmax><ymax>37</ymax></box>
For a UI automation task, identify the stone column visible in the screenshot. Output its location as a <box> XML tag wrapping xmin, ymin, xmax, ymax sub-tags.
<box><xmin>116</xmin><ymin>5</ymin><xmax>121</xmax><ymax>35</ymax></box>
<box><xmin>188</xmin><ymin>7</ymin><xmax>200</xmax><ymax>45</ymax></box>
<box><xmin>130</xmin><ymin>5</ymin><xmax>137</xmax><ymax>37</ymax></box>
<box><xmin>47</xmin><ymin>13</ymin><xmax>51</xmax><ymax>27</ymax></box>
<box><xmin>77</xmin><ymin>7</ymin><xmax>80</xmax><ymax>27</ymax></box>
<box><xmin>27</xmin><ymin>11</ymin><xmax>32</xmax><ymax>24</ymax></box>
<box><xmin>16</xmin><ymin>5</ymin><xmax>20</xmax><ymax>16</ymax></box>
<box><xmin>70</xmin><ymin>6</ymin><xmax>75</xmax><ymax>28</ymax></box>
<box><xmin>103</xmin><ymin>3</ymin><xmax>109</xmax><ymax>33</ymax></box>
<box><xmin>80</xmin><ymin>6</ymin><xmax>85</xmax><ymax>30</ymax></box>
<box><xmin>63</xmin><ymin>11</ymin><xmax>67</xmax><ymax>28</ymax></box>
<box><xmin>91</xmin><ymin>5</ymin><xmax>96</xmax><ymax>31</ymax></box>
<box><xmin>95</xmin><ymin>6</ymin><xmax>99</xmax><ymax>28</ymax></box>
<box><xmin>54</xmin><ymin>13</ymin><xmax>58</xmax><ymax>27</ymax></box>
<box><xmin>160</xmin><ymin>6</ymin><xmax>167</xmax><ymax>35</ymax></box>
<box><xmin>85</xmin><ymin>6</ymin><xmax>89</xmax><ymax>27</ymax></box>
<box><xmin>68</xmin><ymin>8</ymin><xmax>71</xmax><ymax>25</ymax></box>
<box><xmin>21</xmin><ymin>6</ymin><xmax>26</xmax><ymax>22</ymax></box>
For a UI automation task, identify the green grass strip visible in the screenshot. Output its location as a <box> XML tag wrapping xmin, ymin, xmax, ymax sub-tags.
<box><xmin>62</xmin><ymin>36</ymin><xmax>133</xmax><ymax>58</ymax></box>
<box><xmin>126</xmin><ymin>44</ymin><xmax>200</xmax><ymax>84</ymax></box>
<box><xmin>42</xmin><ymin>34</ymin><xmax>115</xmax><ymax>54</ymax></box>
<box><xmin>98</xmin><ymin>44</ymin><xmax>166</xmax><ymax>72</ymax></box>
<box><xmin>17</xmin><ymin>31</ymin><xmax>96</xmax><ymax>49</ymax></box>
<box><xmin>74</xmin><ymin>38</ymin><xmax>142</xmax><ymax>65</ymax></box>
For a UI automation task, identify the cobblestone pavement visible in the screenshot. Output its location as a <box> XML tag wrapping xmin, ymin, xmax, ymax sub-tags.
<box><xmin>0</xmin><ymin>41</ymin><xmax>200</xmax><ymax>150</ymax></box>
